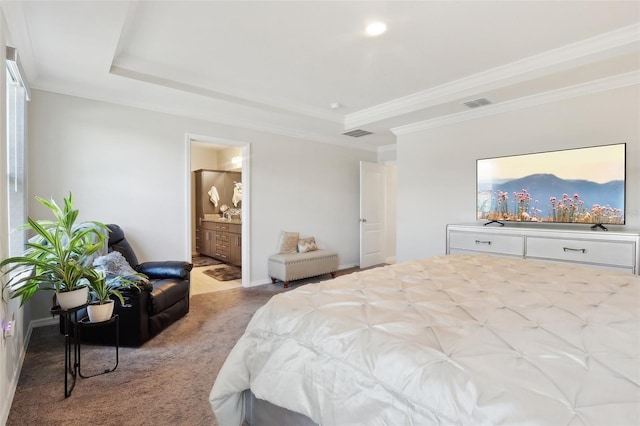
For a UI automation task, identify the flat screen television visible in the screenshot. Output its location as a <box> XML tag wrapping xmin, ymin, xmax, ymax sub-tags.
<box><xmin>476</xmin><ymin>143</ymin><xmax>626</xmax><ymax>228</ymax></box>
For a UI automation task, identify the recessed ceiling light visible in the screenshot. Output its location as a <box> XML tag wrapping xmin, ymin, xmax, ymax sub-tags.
<box><xmin>366</xmin><ymin>22</ymin><xmax>387</xmax><ymax>37</ymax></box>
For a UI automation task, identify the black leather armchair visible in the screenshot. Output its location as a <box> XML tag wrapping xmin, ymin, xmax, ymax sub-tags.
<box><xmin>70</xmin><ymin>224</ymin><xmax>193</xmax><ymax>346</ymax></box>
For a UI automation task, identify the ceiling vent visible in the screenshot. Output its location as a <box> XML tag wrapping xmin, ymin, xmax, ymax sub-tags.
<box><xmin>462</xmin><ymin>97</ymin><xmax>491</xmax><ymax>109</ymax></box>
<box><xmin>343</xmin><ymin>129</ymin><xmax>373</xmax><ymax>138</ymax></box>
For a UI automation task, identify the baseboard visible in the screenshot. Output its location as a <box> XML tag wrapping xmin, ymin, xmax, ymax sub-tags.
<box><xmin>0</xmin><ymin>319</ymin><xmax>35</xmax><ymax>425</ymax></box>
<box><xmin>338</xmin><ymin>263</ymin><xmax>357</xmax><ymax>270</ymax></box>
<box><xmin>30</xmin><ymin>316</ymin><xmax>58</xmax><ymax>328</ymax></box>
<box><xmin>248</xmin><ymin>278</ymin><xmax>273</xmax><ymax>288</ymax></box>
<box><xmin>0</xmin><ymin>350</ymin><xmax>23</xmax><ymax>425</ymax></box>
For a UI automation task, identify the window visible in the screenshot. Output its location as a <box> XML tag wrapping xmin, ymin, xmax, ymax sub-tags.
<box><xmin>6</xmin><ymin>46</ymin><xmax>29</xmax><ymax>257</ymax></box>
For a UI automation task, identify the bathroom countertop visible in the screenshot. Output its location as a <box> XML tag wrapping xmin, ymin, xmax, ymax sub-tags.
<box><xmin>202</xmin><ymin>218</ymin><xmax>242</xmax><ymax>224</ymax></box>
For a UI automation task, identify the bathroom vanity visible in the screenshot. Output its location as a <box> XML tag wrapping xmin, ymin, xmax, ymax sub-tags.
<box><xmin>194</xmin><ymin>169</ymin><xmax>242</xmax><ymax>266</ymax></box>
<box><xmin>198</xmin><ymin>218</ymin><xmax>242</xmax><ymax>266</ymax></box>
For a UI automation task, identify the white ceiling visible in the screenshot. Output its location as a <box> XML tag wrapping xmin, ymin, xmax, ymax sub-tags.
<box><xmin>3</xmin><ymin>1</ymin><xmax>639</xmax><ymax>151</ymax></box>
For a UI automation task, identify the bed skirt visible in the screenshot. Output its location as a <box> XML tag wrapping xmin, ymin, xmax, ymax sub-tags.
<box><xmin>243</xmin><ymin>390</ymin><xmax>318</xmax><ymax>426</ymax></box>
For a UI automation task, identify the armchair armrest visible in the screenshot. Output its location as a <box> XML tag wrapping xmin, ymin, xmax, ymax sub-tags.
<box><xmin>106</xmin><ymin>274</ymin><xmax>153</xmax><ymax>292</ymax></box>
<box><xmin>136</xmin><ymin>261</ymin><xmax>193</xmax><ymax>280</ymax></box>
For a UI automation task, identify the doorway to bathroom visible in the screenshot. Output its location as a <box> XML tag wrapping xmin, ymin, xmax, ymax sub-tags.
<box><xmin>188</xmin><ymin>134</ymin><xmax>250</xmax><ymax>294</ymax></box>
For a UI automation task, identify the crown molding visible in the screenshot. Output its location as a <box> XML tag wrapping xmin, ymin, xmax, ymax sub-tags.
<box><xmin>112</xmin><ymin>3</ymin><xmax>344</xmax><ymax>125</ymax></box>
<box><xmin>391</xmin><ymin>71</ymin><xmax>640</xmax><ymax>136</ymax></box>
<box><xmin>31</xmin><ymin>83</ymin><xmax>379</xmax><ymax>153</ymax></box>
<box><xmin>109</xmin><ymin>64</ymin><xmax>344</xmax><ymax>125</ymax></box>
<box><xmin>347</xmin><ymin>24</ymin><xmax>640</xmax><ymax>130</ymax></box>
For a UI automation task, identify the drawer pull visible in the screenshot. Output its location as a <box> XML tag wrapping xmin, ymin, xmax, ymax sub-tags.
<box><xmin>563</xmin><ymin>247</ymin><xmax>586</xmax><ymax>253</ymax></box>
<box><xmin>475</xmin><ymin>240</ymin><xmax>492</xmax><ymax>245</ymax></box>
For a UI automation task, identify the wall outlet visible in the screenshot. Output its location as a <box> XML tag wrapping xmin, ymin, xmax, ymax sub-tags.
<box><xmin>2</xmin><ymin>320</ymin><xmax>15</xmax><ymax>338</ymax></box>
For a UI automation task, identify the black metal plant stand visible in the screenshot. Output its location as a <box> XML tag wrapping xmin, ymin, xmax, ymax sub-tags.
<box><xmin>50</xmin><ymin>304</ymin><xmax>85</xmax><ymax>398</ymax></box>
<box><xmin>50</xmin><ymin>305</ymin><xmax>119</xmax><ymax>397</ymax></box>
<box><xmin>78</xmin><ymin>314</ymin><xmax>119</xmax><ymax>378</ymax></box>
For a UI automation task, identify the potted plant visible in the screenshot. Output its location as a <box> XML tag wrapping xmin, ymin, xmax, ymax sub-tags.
<box><xmin>0</xmin><ymin>193</ymin><xmax>108</xmax><ymax>310</ymax></box>
<box><xmin>84</xmin><ymin>269</ymin><xmax>142</xmax><ymax>322</ymax></box>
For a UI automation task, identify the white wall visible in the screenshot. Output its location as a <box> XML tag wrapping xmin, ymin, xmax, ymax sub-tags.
<box><xmin>0</xmin><ymin>17</ymin><xmax>11</xmax><ymax>422</ymax></box>
<box><xmin>1</xmin><ymin>15</ymin><xmax>28</xmax><ymax>424</ymax></box>
<box><xmin>27</xmin><ymin>89</ymin><xmax>377</xmax><ymax>321</ymax></box>
<box><xmin>396</xmin><ymin>85</ymin><xmax>640</xmax><ymax>262</ymax></box>
<box><xmin>385</xmin><ymin>164</ymin><xmax>397</xmax><ymax>263</ymax></box>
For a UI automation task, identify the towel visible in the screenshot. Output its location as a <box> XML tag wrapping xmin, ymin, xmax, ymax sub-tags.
<box><xmin>232</xmin><ymin>183</ymin><xmax>242</xmax><ymax>207</ymax></box>
<box><xmin>208</xmin><ymin>186</ymin><xmax>220</xmax><ymax>207</ymax></box>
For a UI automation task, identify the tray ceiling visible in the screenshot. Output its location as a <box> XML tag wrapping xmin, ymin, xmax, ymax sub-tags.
<box><xmin>3</xmin><ymin>1</ymin><xmax>639</xmax><ymax>150</ymax></box>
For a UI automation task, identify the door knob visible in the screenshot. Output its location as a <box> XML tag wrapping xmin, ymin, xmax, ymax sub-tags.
<box><xmin>360</xmin><ymin>218</ymin><xmax>367</xmax><ymax>223</ymax></box>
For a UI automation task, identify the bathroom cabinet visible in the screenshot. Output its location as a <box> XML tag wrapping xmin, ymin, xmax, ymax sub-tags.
<box><xmin>228</xmin><ymin>223</ymin><xmax>241</xmax><ymax>266</ymax></box>
<box><xmin>194</xmin><ymin>169</ymin><xmax>242</xmax><ymax>266</ymax></box>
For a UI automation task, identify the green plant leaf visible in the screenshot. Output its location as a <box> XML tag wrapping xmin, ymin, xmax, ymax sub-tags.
<box><xmin>1</xmin><ymin>192</ymin><xmax>110</xmax><ymax>306</ymax></box>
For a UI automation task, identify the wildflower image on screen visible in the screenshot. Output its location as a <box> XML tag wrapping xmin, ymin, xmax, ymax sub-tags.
<box><xmin>476</xmin><ymin>144</ymin><xmax>625</xmax><ymax>225</ymax></box>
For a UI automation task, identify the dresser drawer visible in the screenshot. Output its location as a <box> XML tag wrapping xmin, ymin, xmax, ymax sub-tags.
<box><xmin>215</xmin><ymin>243</ymin><xmax>230</xmax><ymax>258</ymax></box>
<box><xmin>201</xmin><ymin>221</ymin><xmax>216</xmax><ymax>231</ymax></box>
<box><xmin>448</xmin><ymin>231</ymin><xmax>523</xmax><ymax>256</ymax></box>
<box><xmin>526</xmin><ymin>237</ymin><xmax>635</xmax><ymax>268</ymax></box>
<box><xmin>214</xmin><ymin>223</ymin><xmax>229</xmax><ymax>232</ymax></box>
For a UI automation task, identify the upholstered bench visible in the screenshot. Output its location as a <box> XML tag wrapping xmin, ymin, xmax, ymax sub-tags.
<box><xmin>268</xmin><ymin>249</ymin><xmax>339</xmax><ymax>288</ymax></box>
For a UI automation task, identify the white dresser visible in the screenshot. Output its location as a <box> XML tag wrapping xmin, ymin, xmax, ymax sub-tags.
<box><xmin>446</xmin><ymin>224</ymin><xmax>640</xmax><ymax>274</ymax></box>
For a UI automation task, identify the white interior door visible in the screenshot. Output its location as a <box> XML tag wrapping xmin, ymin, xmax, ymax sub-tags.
<box><xmin>360</xmin><ymin>161</ymin><xmax>386</xmax><ymax>268</ymax></box>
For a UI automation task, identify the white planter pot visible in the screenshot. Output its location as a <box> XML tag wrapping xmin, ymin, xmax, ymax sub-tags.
<box><xmin>87</xmin><ymin>300</ymin><xmax>115</xmax><ymax>323</ymax></box>
<box><xmin>56</xmin><ymin>286</ymin><xmax>89</xmax><ymax>310</ymax></box>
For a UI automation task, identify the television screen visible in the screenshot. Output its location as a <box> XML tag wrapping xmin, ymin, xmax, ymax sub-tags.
<box><xmin>477</xmin><ymin>143</ymin><xmax>626</xmax><ymax>225</ymax></box>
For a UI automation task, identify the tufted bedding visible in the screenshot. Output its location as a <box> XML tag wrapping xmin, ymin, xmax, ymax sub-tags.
<box><xmin>209</xmin><ymin>254</ymin><xmax>640</xmax><ymax>425</ymax></box>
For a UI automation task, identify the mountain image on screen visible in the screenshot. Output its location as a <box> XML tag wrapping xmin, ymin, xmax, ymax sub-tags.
<box><xmin>477</xmin><ymin>173</ymin><xmax>624</xmax><ymax>224</ymax></box>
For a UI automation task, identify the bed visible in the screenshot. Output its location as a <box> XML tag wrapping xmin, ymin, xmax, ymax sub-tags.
<box><xmin>209</xmin><ymin>254</ymin><xmax>640</xmax><ymax>425</ymax></box>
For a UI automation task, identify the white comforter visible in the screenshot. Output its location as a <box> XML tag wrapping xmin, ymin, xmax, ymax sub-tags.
<box><xmin>210</xmin><ymin>254</ymin><xmax>640</xmax><ymax>425</ymax></box>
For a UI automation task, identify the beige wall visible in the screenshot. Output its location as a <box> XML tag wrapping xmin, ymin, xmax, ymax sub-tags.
<box><xmin>27</xmin><ymin>89</ymin><xmax>377</xmax><ymax>321</ymax></box>
<box><xmin>396</xmin><ymin>85</ymin><xmax>640</xmax><ymax>262</ymax></box>
<box><xmin>385</xmin><ymin>164</ymin><xmax>397</xmax><ymax>263</ymax></box>
<box><xmin>191</xmin><ymin>142</ymin><xmax>219</xmax><ymax>171</ymax></box>
<box><xmin>218</xmin><ymin>146</ymin><xmax>243</xmax><ymax>171</ymax></box>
